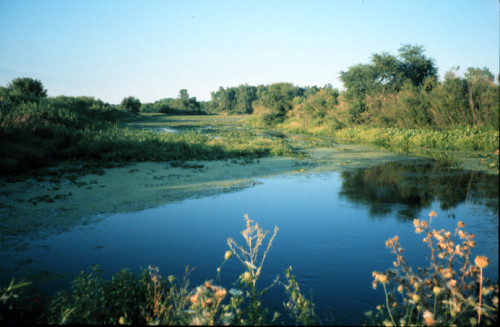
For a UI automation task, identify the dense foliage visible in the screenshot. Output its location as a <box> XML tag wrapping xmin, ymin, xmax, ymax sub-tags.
<box><xmin>0</xmin><ymin>80</ymin><xmax>294</xmax><ymax>176</ymax></box>
<box><xmin>202</xmin><ymin>45</ymin><xmax>499</xmax><ymax>132</ymax></box>
<box><xmin>141</xmin><ymin>89</ymin><xmax>204</xmax><ymax>115</ymax></box>
<box><xmin>1</xmin><ymin>45</ymin><xmax>498</xmax><ymax>176</ymax></box>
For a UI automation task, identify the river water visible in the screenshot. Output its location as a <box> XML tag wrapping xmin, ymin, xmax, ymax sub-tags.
<box><xmin>1</xmin><ymin>156</ymin><xmax>497</xmax><ymax>325</ymax></box>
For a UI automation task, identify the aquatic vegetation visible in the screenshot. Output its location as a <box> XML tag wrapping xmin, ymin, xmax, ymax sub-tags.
<box><xmin>366</xmin><ymin>211</ymin><xmax>499</xmax><ymax>326</ymax></box>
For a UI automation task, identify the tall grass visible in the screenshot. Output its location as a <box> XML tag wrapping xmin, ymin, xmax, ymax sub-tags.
<box><xmin>0</xmin><ymin>101</ymin><xmax>294</xmax><ymax>176</ymax></box>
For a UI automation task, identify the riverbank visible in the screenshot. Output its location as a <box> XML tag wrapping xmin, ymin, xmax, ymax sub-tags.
<box><xmin>246</xmin><ymin>115</ymin><xmax>499</xmax><ymax>174</ymax></box>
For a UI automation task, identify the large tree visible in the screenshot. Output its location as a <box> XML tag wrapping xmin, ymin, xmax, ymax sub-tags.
<box><xmin>6</xmin><ymin>77</ymin><xmax>47</xmax><ymax>104</ymax></box>
<box><xmin>339</xmin><ymin>44</ymin><xmax>438</xmax><ymax>124</ymax></box>
<box><xmin>121</xmin><ymin>96</ymin><xmax>141</xmax><ymax>114</ymax></box>
<box><xmin>397</xmin><ymin>44</ymin><xmax>438</xmax><ymax>87</ymax></box>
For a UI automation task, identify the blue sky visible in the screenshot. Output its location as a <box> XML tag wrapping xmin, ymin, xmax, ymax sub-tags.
<box><xmin>0</xmin><ymin>0</ymin><xmax>498</xmax><ymax>104</ymax></box>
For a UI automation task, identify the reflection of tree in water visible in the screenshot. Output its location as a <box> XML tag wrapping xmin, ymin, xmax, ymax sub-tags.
<box><xmin>339</xmin><ymin>160</ymin><xmax>499</xmax><ymax>220</ymax></box>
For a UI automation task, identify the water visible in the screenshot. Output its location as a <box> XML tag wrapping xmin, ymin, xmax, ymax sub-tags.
<box><xmin>1</xmin><ymin>160</ymin><xmax>498</xmax><ymax>325</ymax></box>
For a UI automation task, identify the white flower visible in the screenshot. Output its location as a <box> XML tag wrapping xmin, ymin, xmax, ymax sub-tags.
<box><xmin>229</xmin><ymin>288</ymin><xmax>243</xmax><ymax>297</ymax></box>
<box><xmin>244</xmin><ymin>261</ymin><xmax>256</xmax><ymax>269</ymax></box>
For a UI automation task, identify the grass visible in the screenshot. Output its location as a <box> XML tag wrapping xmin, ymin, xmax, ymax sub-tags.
<box><xmin>273</xmin><ymin>118</ymin><xmax>500</xmax><ymax>172</ymax></box>
<box><xmin>1</xmin><ymin>213</ymin><xmax>497</xmax><ymax>325</ymax></box>
<box><xmin>1</xmin><ymin>109</ymin><xmax>295</xmax><ymax>177</ymax></box>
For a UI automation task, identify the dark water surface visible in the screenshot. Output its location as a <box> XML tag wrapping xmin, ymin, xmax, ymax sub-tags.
<box><xmin>1</xmin><ymin>159</ymin><xmax>498</xmax><ymax>325</ymax></box>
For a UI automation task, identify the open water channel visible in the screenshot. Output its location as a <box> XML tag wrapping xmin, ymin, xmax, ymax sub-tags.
<box><xmin>0</xmin><ymin>123</ymin><xmax>498</xmax><ymax>325</ymax></box>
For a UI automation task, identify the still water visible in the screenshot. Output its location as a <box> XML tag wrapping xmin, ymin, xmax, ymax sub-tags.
<box><xmin>2</xmin><ymin>159</ymin><xmax>498</xmax><ymax>325</ymax></box>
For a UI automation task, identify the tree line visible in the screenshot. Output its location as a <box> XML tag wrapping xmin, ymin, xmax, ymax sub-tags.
<box><xmin>1</xmin><ymin>44</ymin><xmax>498</xmax><ymax>131</ymax></box>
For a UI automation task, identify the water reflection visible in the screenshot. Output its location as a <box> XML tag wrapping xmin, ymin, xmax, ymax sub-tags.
<box><xmin>339</xmin><ymin>159</ymin><xmax>499</xmax><ymax>219</ymax></box>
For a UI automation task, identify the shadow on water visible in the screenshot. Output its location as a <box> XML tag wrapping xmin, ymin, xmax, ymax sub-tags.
<box><xmin>339</xmin><ymin>159</ymin><xmax>499</xmax><ymax>220</ymax></box>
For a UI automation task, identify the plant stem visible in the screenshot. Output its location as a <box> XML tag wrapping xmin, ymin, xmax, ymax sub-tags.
<box><xmin>382</xmin><ymin>283</ymin><xmax>396</xmax><ymax>326</ymax></box>
<box><xmin>478</xmin><ymin>267</ymin><xmax>483</xmax><ymax>324</ymax></box>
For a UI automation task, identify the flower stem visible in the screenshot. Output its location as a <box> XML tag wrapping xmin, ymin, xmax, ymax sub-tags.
<box><xmin>478</xmin><ymin>267</ymin><xmax>483</xmax><ymax>324</ymax></box>
<box><xmin>382</xmin><ymin>283</ymin><xmax>396</xmax><ymax>326</ymax></box>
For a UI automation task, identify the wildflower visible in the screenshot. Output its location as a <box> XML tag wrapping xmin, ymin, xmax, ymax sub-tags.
<box><xmin>229</xmin><ymin>288</ymin><xmax>243</xmax><ymax>297</ymax></box>
<box><xmin>423</xmin><ymin>310</ymin><xmax>434</xmax><ymax>326</ymax></box>
<box><xmin>440</xmin><ymin>268</ymin><xmax>453</xmax><ymax>279</ymax></box>
<box><xmin>244</xmin><ymin>261</ymin><xmax>257</xmax><ymax>270</ymax></box>
<box><xmin>433</xmin><ymin>231</ymin><xmax>444</xmax><ymax>242</ymax></box>
<box><xmin>242</xmin><ymin>271</ymin><xmax>252</xmax><ymax>284</ymax></box>
<box><xmin>222</xmin><ymin>312</ymin><xmax>234</xmax><ymax>326</ymax></box>
<box><xmin>205</xmin><ymin>281</ymin><xmax>212</xmax><ymax>289</ymax></box>
<box><xmin>191</xmin><ymin>317</ymin><xmax>202</xmax><ymax>325</ymax></box>
<box><xmin>412</xmin><ymin>294</ymin><xmax>420</xmax><ymax>303</ymax></box>
<box><xmin>372</xmin><ymin>271</ymin><xmax>387</xmax><ymax>284</ymax></box>
<box><xmin>474</xmin><ymin>255</ymin><xmax>490</xmax><ymax>269</ymax></box>
<box><xmin>458</xmin><ymin>230</ymin><xmax>465</xmax><ymax>239</ymax></box>
<box><xmin>215</xmin><ymin>288</ymin><xmax>227</xmax><ymax>300</ymax></box>
<box><xmin>413</xmin><ymin>219</ymin><xmax>420</xmax><ymax>228</ymax></box>
<box><xmin>397</xmin><ymin>285</ymin><xmax>404</xmax><ymax>294</ymax></box>
<box><xmin>457</xmin><ymin>221</ymin><xmax>465</xmax><ymax>228</ymax></box>
<box><xmin>385</xmin><ymin>236</ymin><xmax>399</xmax><ymax>247</ymax></box>
<box><xmin>429</xmin><ymin>211</ymin><xmax>437</xmax><ymax>218</ymax></box>
<box><xmin>433</xmin><ymin>286</ymin><xmax>442</xmax><ymax>295</ymax></box>
<box><xmin>383</xmin><ymin>319</ymin><xmax>393</xmax><ymax>326</ymax></box>
<box><xmin>415</xmin><ymin>227</ymin><xmax>423</xmax><ymax>234</ymax></box>
<box><xmin>204</xmin><ymin>297</ymin><xmax>214</xmax><ymax>308</ymax></box>
<box><xmin>224</xmin><ymin>250</ymin><xmax>233</xmax><ymax>260</ymax></box>
<box><xmin>190</xmin><ymin>293</ymin><xmax>199</xmax><ymax>304</ymax></box>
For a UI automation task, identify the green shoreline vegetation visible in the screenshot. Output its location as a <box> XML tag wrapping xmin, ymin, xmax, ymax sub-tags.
<box><xmin>0</xmin><ymin>44</ymin><xmax>498</xmax><ymax>324</ymax></box>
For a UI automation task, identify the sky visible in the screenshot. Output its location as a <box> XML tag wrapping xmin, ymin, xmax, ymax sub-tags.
<box><xmin>0</xmin><ymin>0</ymin><xmax>498</xmax><ymax>104</ymax></box>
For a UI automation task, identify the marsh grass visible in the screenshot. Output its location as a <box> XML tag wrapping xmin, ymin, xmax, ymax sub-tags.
<box><xmin>1</xmin><ymin>108</ymin><xmax>295</xmax><ymax>176</ymax></box>
<box><xmin>367</xmin><ymin>211</ymin><xmax>499</xmax><ymax>326</ymax></box>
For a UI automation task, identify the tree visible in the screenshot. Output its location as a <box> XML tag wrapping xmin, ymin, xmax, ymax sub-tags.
<box><xmin>464</xmin><ymin>67</ymin><xmax>497</xmax><ymax>127</ymax></box>
<box><xmin>339</xmin><ymin>45</ymin><xmax>438</xmax><ymax>125</ymax></box>
<box><xmin>397</xmin><ymin>44</ymin><xmax>438</xmax><ymax>87</ymax></box>
<box><xmin>6</xmin><ymin>77</ymin><xmax>47</xmax><ymax>104</ymax></box>
<box><xmin>121</xmin><ymin>96</ymin><xmax>141</xmax><ymax>114</ymax></box>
